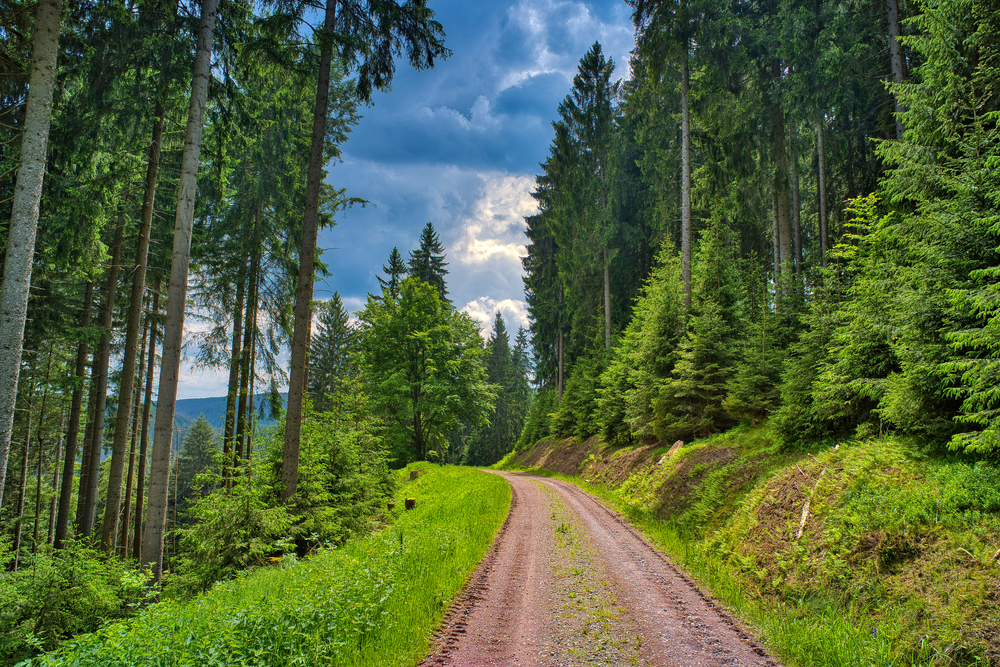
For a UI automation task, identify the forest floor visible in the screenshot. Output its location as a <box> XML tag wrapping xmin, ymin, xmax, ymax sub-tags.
<box><xmin>420</xmin><ymin>471</ymin><xmax>778</xmax><ymax>667</ymax></box>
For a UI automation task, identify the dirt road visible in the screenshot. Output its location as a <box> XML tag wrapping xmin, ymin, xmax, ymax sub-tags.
<box><xmin>421</xmin><ymin>472</ymin><xmax>779</xmax><ymax>667</ymax></box>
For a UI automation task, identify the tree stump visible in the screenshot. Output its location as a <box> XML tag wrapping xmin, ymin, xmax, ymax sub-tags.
<box><xmin>387</xmin><ymin>502</ymin><xmax>395</xmax><ymax>510</ymax></box>
<box><xmin>409</xmin><ymin>470</ymin><xmax>419</xmax><ymax>481</ymax></box>
<box><xmin>405</xmin><ymin>498</ymin><xmax>416</xmax><ymax>510</ymax></box>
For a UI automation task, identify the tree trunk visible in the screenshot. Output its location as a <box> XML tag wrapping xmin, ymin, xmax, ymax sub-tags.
<box><xmin>769</xmin><ymin>98</ymin><xmax>792</xmax><ymax>277</ymax></box>
<box><xmin>142</xmin><ymin>0</ymin><xmax>218</xmax><ymax>583</ymax></box>
<box><xmin>887</xmin><ymin>0</ymin><xmax>906</xmax><ymax>140</ymax></box>
<box><xmin>222</xmin><ymin>260</ymin><xmax>246</xmax><ymax>488</ymax></box>
<box><xmin>13</xmin><ymin>411</ymin><xmax>32</xmax><ymax>570</ymax></box>
<box><xmin>789</xmin><ymin>125</ymin><xmax>802</xmax><ymax>283</ymax></box>
<box><xmin>75</xmin><ymin>351</ymin><xmax>99</xmax><ymax>535</ymax></box>
<box><xmin>102</xmin><ymin>99</ymin><xmax>167</xmax><ymax>553</ymax></box>
<box><xmin>772</xmin><ymin>188</ymin><xmax>781</xmax><ymax>296</ymax></box>
<box><xmin>55</xmin><ymin>282</ymin><xmax>93</xmax><ymax>547</ymax></box>
<box><xmin>817</xmin><ymin>121</ymin><xmax>828</xmax><ymax>269</ymax></box>
<box><xmin>119</xmin><ymin>318</ymin><xmax>149</xmax><ymax>556</ymax></box>
<box><xmin>31</xmin><ymin>349</ymin><xmax>53</xmax><ymax>549</ymax></box>
<box><xmin>603</xmin><ymin>248</ymin><xmax>610</xmax><ymax>350</ymax></box>
<box><xmin>133</xmin><ymin>282</ymin><xmax>159</xmax><ymax>560</ymax></box>
<box><xmin>0</xmin><ymin>0</ymin><xmax>62</xmax><ymax>511</ymax></box>
<box><xmin>235</xmin><ymin>253</ymin><xmax>257</xmax><ymax>466</ymax></box>
<box><xmin>80</xmin><ymin>220</ymin><xmax>124</xmax><ymax>540</ymax></box>
<box><xmin>47</xmin><ymin>416</ymin><xmax>62</xmax><ymax>545</ymax></box>
<box><xmin>680</xmin><ymin>45</ymin><xmax>692</xmax><ymax>309</ymax></box>
<box><xmin>283</xmin><ymin>0</ymin><xmax>338</xmax><ymax>503</ymax></box>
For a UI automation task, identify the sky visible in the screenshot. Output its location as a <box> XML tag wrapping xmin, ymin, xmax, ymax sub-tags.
<box><xmin>177</xmin><ymin>0</ymin><xmax>637</xmax><ymax>399</ymax></box>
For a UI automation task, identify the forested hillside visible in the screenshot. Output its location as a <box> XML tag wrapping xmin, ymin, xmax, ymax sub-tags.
<box><xmin>521</xmin><ymin>0</ymin><xmax>1000</xmax><ymax>456</ymax></box>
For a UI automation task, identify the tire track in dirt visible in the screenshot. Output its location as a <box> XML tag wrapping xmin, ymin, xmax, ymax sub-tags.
<box><xmin>421</xmin><ymin>472</ymin><xmax>779</xmax><ymax>667</ymax></box>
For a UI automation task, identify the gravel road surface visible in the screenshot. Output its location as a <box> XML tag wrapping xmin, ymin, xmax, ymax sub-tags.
<box><xmin>420</xmin><ymin>471</ymin><xmax>779</xmax><ymax>667</ymax></box>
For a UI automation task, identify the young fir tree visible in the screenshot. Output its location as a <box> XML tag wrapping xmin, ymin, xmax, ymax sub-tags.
<box><xmin>377</xmin><ymin>247</ymin><xmax>407</xmax><ymax>301</ymax></box>
<box><xmin>172</xmin><ymin>415</ymin><xmax>220</xmax><ymax>522</ymax></box>
<box><xmin>309</xmin><ymin>292</ymin><xmax>356</xmax><ymax>413</ymax></box>
<box><xmin>407</xmin><ymin>222</ymin><xmax>450</xmax><ymax>304</ymax></box>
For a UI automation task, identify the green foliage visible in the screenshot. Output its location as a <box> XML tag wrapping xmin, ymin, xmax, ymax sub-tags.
<box><xmin>653</xmin><ymin>298</ymin><xmax>733</xmax><ymax>441</ymax></box>
<box><xmin>516</xmin><ymin>387</ymin><xmax>556</xmax><ymax>450</ymax></box>
<box><xmin>309</xmin><ymin>292</ymin><xmax>357</xmax><ymax>413</ymax></box>
<box><xmin>466</xmin><ymin>314</ymin><xmax>530</xmax><ymax>466</ymax></box>
<box><xmin>551</xmin><ymin>348</ymin><xmax>608</xmax><ymax>441</ymax></box>
<box><xmin>597</xmin><ymin>243</ymin><xmax>685</xmax><ymax>445</ymax></box>
<box><xmin>357</xmin><ymin>278</ymin><xmax>495</xmax><ymax>463</ymax></box>
<box><xmin>406</xmin><ymin>222</ymin><xmax>450</xmax><ymax>304</ymax></box>
<box><xmin>0</xmin><ymin>539</ymin><xmax>153</xmax><ymax>666</ymax></box>
<box><xmin>173</xmin><ymin>415</ymin><xmax>220</xmax><ymax>521</ymax></box>
<box><xmin>169</xmin><ymin>394</ymin><xmax>393</xmax><ymax>597</ymax></box>
<box><xmin>28</xmin><ymin>466</ymin><xmax>510</xmax><ymax>667</ymax></box>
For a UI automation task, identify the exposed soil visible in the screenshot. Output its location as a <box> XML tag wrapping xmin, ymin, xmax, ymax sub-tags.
<box><xmin>513</xmin><ymin>438</ymin><xmax>595</xmax><ymax>476</ymax></box>
<box><xmin>421</xmin><ymin>472</ymin><xmax>779</xmax><ymax>667</ymax></box>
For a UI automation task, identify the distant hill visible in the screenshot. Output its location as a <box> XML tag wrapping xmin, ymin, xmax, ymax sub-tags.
<box><xmin>172</xmin><ymin>393</ymin><xmax>286</xmax><ymax>434</ymax></box>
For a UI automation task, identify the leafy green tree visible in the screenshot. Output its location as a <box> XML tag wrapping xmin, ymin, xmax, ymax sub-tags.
<box><xmin>407</xmin><ymin>222</ymin><xmax>450</xmax><ymax>304</ymax></box>
<box><xmin>357</xmin><ymin>278</ymin><xmax>494</xmax><ymax>462</ymax></box>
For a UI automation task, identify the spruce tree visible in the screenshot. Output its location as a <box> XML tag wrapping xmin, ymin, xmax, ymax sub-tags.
<box><xmin>377</xmin><ymin>247</ymin><xmax>407</xmax><ymax>301</ymax></box>
<box><xmin>172</xmin><ymin>415</ymin><xmax>219</xmax><ymax>522</ymax></box>
<box><xmin>407</xmin><ymin>222</ymin><xmax>450</xmax><ymax>304</ymax></box>
<box><xmin>468</xmin><ymin>313</ymin><xmax>521</xmax><ymax>466</ymax></box>
<box><xmin>309</xmin><ymin>292</ymin><xmax>356</xmax><ymax>413</ymax></box>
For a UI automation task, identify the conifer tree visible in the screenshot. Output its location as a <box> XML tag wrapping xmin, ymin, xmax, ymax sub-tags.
<box><xmin>377</xmin><ymin>247</ymin><xmax>406</xmax><ymax>301</ymax></box>
<box><xmin>309</xmin><ymin>292</ymin><xmax>356</xmax><ymax>413</ymax></box>
<box><xmin>467</xmin><ymin>314</ymin><xmax>525</xmax><ymax>466</ymax></box>
<box><xmin>172</xmin><ymin>414</ymin><xmax>219</xmax><ymax>522</ymax></box>
<box><xmin>407</xmin><ymin>222</ymin><xmax>450</xmax><ymax>304</ymax></box>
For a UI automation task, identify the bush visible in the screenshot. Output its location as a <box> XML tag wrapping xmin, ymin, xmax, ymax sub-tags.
<box><xmin>0</xmin><ymin>539</ymin><xmax>153</xmax><ymax>666</ymax></box>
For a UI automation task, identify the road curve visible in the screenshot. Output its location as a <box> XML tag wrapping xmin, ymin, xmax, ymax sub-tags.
<box><xmin>420</xmin><ymin>471</ymin><xmax>779</xmax><ymax>667</ymax></box>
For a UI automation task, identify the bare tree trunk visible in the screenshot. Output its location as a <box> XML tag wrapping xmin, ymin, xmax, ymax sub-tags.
<box><xmin>75</xmin><ymin>354</ymin><xmax>99</xmax><ymax>534</ymax></box>
<box><xmin>0</xmin><ymin>0</ymin><xmax>62</xmax><ymax>511</ymax></box>
<box><xmin>769</xmin><ymin>98</ymin><xmax>792</xmax><ymax>277</ymax></box>
<box><xmin>772</xmin><ymin>189</ymin><xmax>781</xmax><ymax>298</ymax></box>
<box><xmin>222</xmin><ymin>261</ymin><xmax>246</xmax><ymax>488</ymax></box>
<box><xmin>603</xmin><ymin>248</ymin><xmax>610</xmax><ymax>350</ymax></box>
<box><xmin>133</xmin><ymin>283</ymin><xmax>159</xmax><ymax>560</ymax></box>
<box><xmin>789</xmin><ymin>125</ymin><xmax>802</xmax><ymax>284</ymax></box>
<box><xmin>13</xmin><ymin>411</ymin><xmax>32</xmax><ymax>569</ymax></box>
<box><xmin>817</xmin><ymin>120</ymin><xmax>828</xmax><ymax>269</ymax></box>
<box><xmin>887</xmin><ymin>0</ymin><xmax>907</xmax><ymax>140</ymax></box>
<box><xmin>556</xmin><ymin>330</ymin><xmax>564</xmax><ymax>398</ymax></box>
<box><xmin>283</xmin><ymin>0</ymin><xmax>339</xmax><ymax>502</ymax></box>
<box><xmin>55</xmin><ymin>282</ymin><xmax>92</xmax><ymax>547</ymax></box>
<box><xmin>31</xmin><ymin>349</ymin><xmax>53</xmax><ymax>550</ymax></box>
<box><xmin>235</xmin><ymin>254</ymin><xmax>257</xmax><ymax>466</ymax></box>
<box><xmin>142</xmin><ymin>0</ymin><xmax>218</xmax><ymax>583</ymax></box>
<box><xmin>46</xmin><ymin>414</ymin><xmax>62</xmax><ymax>545</ymax></box>
<box><xmin>119</xmin><ymin>318</ymin><xmax>149</xmax><ymax>556</ymax></box>
<box><xmin>680</xmin><ymin>45</ymin><xmax>692</xmax><ymax>309</ymax></box>
<box><xmin>102</xmin><ymin>99</ymin><xmax>167</xmax><ymax>553</ymax></box>
<box><xmin>80</xmin><ymin>221</ymin><xmax>124</xmax><ymax>540</ymax></box>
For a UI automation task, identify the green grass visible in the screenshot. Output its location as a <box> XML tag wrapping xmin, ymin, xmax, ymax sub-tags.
<box><xmin>25</xmin><ymin>464</ymin><xmax>511</xmax><ymax>667</ymax></box>
<box><xmin>504</xmin><ymin>430</ymin><xmax>999</xmax><ymax>667</ymax></box>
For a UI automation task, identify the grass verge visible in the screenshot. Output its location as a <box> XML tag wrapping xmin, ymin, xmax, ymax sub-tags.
<box><xmin>25</xmin><ymin>464</ymin><xmax>511</xmax><ymax>667</ymax></box>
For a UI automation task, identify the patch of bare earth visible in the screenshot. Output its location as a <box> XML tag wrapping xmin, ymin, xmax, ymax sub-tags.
<box><xmin>422</xmin><ymin>472</ymin><xmax>778</xmax><ymax>667</ymax></box>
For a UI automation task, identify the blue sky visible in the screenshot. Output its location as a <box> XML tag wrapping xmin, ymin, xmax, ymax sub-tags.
<box><xmin>179</xmin><ymin>0</ymin><xmax>636</xmax><ymax>398</ymax></box>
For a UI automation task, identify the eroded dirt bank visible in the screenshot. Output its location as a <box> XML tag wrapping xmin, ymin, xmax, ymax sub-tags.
<box><xmin>421</xmin><ymin>471</ymin><xmax>778</xmax><ymax>667</ymax></box>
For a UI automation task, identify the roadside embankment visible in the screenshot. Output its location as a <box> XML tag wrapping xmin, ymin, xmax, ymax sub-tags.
<box><xmin>501</xmin><ymin>427</ymin><xmax>1000</xmax><ymax>666</ymax></box>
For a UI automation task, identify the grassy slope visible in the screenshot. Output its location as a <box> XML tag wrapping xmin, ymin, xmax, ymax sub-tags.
<box><xmin>26</xmin><ymin>464</ymin><xmax>511</xmax><ymax>667</ymax></box>
<box><xmin>500</xmin><ymin>427</ymin><xmax>1000</xmax><ymax>666</ymax></box>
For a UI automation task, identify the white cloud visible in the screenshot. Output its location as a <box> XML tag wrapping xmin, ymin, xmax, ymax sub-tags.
<box><xmin>454</xmin><ymin>172</ymin><xmax>536</xmax><ymax>267</ymax></box>
<box><xmin>461</xmin><ymin>296</ymin><xmax>530</xmax><ymax>339</ymax></box>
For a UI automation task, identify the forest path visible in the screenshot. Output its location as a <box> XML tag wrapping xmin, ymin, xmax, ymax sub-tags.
<box><xmin>420</xmin><ymin>472</ymin><xmax>780</xmax><ymax>667</ymax></box>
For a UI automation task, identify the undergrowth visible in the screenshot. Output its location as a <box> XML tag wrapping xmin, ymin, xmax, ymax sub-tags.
<box><xmin>504</xmin><ymin>426</ymin><xmax>1000</xmax><ymax>666</ymax></box>
<box><xmin>24</xmin><ymin>464</ymin><xmax>511</xmax><ymax>667</ymax></box>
